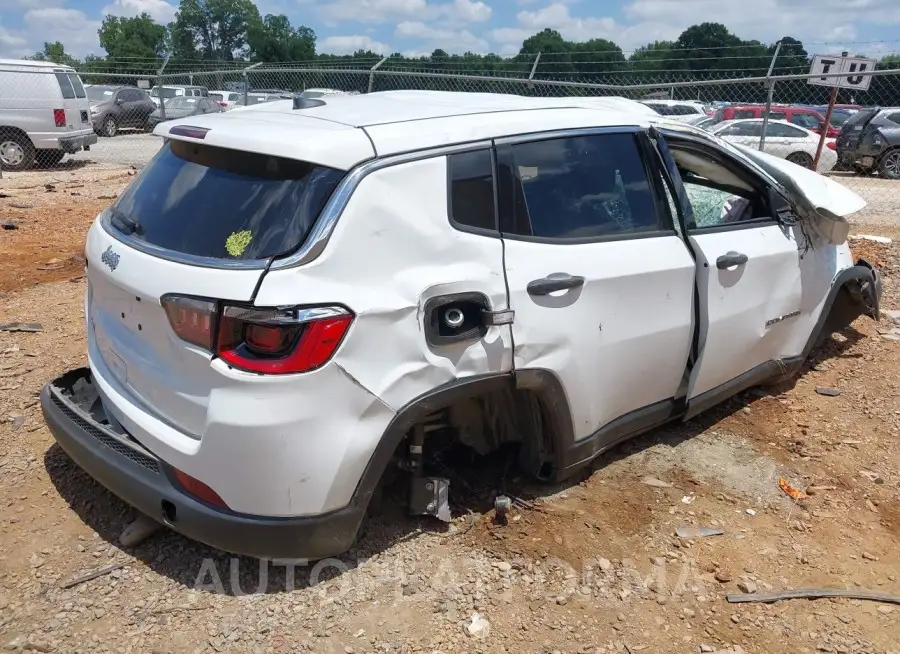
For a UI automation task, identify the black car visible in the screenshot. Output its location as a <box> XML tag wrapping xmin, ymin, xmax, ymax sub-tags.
<box><xmin>835</xmin><ymin>107</ymin><xmax>900</xmax><ymax>179</ymax></box>
<box><xmin>87</xmin><ymin>85</ymin><xmax>156</xmax><ymax>137</ymax></box>
<box><xmin>148</xmin><ymin>96</ymin><xmax>223</xmax><ymax>128</ymax></box>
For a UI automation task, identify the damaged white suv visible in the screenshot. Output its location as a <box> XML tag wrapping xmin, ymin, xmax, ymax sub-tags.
<box><xmin>41</xmin><ymin>91</ymin><xmax>881</xmax><ymax>560</ymax></box>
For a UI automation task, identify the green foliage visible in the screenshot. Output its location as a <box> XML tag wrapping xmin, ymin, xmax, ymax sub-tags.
<box><xmin>99</xmin><ymin>14</ymin><xmax>167</xmax><ymax>67</ymax></box>
<box><xmin>28</xmin><ymin>41</ymin><xmax>81</xmax><ymax>68</ymax></box>
<box><xmin>170</xmin><ymin>0</ymin><xmax>262</xmax><ymax>61</ymax></box>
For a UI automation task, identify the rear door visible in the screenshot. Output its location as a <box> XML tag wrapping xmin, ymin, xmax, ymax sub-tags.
<box><xmin>498</xmin><ymin>128</ymin><xmax>696</xmax><ymax>453</ymax></box>
<box><xmin>53</xmin><ymin>69</ymin><xmax>90</xmax><ymax>134</ymax></box>
<box><xmin>86</xmin><ymin>137</ymin><xmax>361</xmax><ymax>437</ymax></box>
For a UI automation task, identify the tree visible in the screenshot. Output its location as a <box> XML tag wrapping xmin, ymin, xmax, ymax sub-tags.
<box><xmin>170</xmin><ymin>0</ymin><xmax>262</xmax><ymax>61</ymax></box>
<box><xmin>248</xmin><ymin>14</ymin><xmax>315</xmax><ymax>62</ymax></box>
<box><xmin>29</xmin><ymin>41</ymin><xmax>80</xmax><ymax>68</ymax></box>
<box><xmin>98</xmin><ymin>14</ymin><xmax>167</xmax><ymax>63</ymax></box>
<box><xmin>666</xmin><ymin>23</ymin><xmax>743</xmax><ymax>72</ymax></box>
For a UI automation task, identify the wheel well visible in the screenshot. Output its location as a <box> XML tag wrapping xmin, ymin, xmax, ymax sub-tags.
<box><xmin>0</xmin><ymin>126</ymin><xmax>32</xmax><ymax>145</ymax></box>
<box><xmin>400</xmin><ymin>384</ymin><xmax>559</xmax><ymax>481</ymax></box>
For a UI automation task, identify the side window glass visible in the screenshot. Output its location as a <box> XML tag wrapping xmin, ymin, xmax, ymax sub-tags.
<box><xmin>888</xmin><ymin>113</ymin><xmax>900</xmax><ymax>126</ymax></box>
<box><xmin>448</xmin><ymin>149</ymin><xmax>497</xmax><ymax>232</ymax></box>
<box><xmin>685</xmin><ymin>184</ymin><xmax>755</xmax><ymax>229</ymax></box>
<box><xmin>505</xmin><ymin>132</ymin><xmax>663</xmax><ymax>240</ymax></box>
<box><xmin>733</xmin><ymin>110</ymin><xmax>756</xmax><ymax>119</ymax></box>
<box><xmin>55</xmin><ymin>73</ymin><xmax>76</xmax><ymax>99</ymax></box>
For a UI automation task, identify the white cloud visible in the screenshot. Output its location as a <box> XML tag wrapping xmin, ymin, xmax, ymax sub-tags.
<box><xmin>487</xmin><ymin>0</ymin><xmax>900</xmax><ymax>56</ymax></box>
<box><xmin>319</xmin><ymin>34</ymin><xmax>392</xmax><ymax>54</ymax></box>
<box><xmin>0</xmin><ymin>25</ymin><xmax>30</xmax><ymax>58</ymax></box>
<box><xmin>395</xmin><ymin>21</ymin><xmax>490</xmax><ymax>52</ymax></box>
<box><xmin>101</xmin><ymin>0</ymin><xmax>177</xmax><ymax>24</ymax></box>
<box><xmin>20</xmin><ymin>7</ymin><xmax>101</xmax><ymax>57</ymax></box>
<box><xmin>623</xmin><ymin>0</ymin><xmax>900</xmax><ymax>46</ymax></box>
<box><xmin>320</xmin><ymin>0</ymin><xmax>491</xmax><ymax>25</ymax></box>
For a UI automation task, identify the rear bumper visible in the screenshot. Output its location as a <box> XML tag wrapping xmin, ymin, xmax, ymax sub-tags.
<box><xmin>58</xmin><ymin>132</ymin><xmax>98</xmax><ymax>153</ymax></box>
<box><xmin>40</xmin><ymin>368</ymin><xmax>366</xmax><ymax>560</ymax></box>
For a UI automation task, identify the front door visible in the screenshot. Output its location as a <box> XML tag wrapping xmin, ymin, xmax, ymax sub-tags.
<box><xmin>656</xmin><ymin>135</ymin><xmax>804</xmax><ymax>415</ymax></box>
<box><xmin>498</xmin><ymin>129</ymin><xmax>696</xmax><ymax>458</ymax></box>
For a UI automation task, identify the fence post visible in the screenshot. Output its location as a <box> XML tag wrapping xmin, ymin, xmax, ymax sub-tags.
<box><xmin>527</xmin><ymin>52</ymin><xmax>542</xmax><ymax>91</ymax></box>
<box><xmin>157</xmin><ymin>54</ymin><xmax>170</xmax><ymax>122</ymax></box>
<box><xmin>368</xmin><ymin>55</ymin><xmax>389</xmax><ymax>94</ymax></box>
<box><xmin>759</xmin><ymin>40</ymin><xmax>782</xmax><ymax>151</ymax></box>
<box><xmin>243</xmin><ymin>62</ymin><xmax>262</xmax><ymax>105</ymax></box>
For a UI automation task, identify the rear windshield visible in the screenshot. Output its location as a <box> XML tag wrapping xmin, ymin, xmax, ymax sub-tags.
<box><xmin>151</xmin><ymin>87</ymin><xmax>179</xmax><ymax>99</ymax></box>
<box><xmin>842</xmin><ymin>108</ymin><xmax>878</xmax><ymax>130</ymax></box>
<box><xmin>109</xmin><ymin>141</ymin><xmax>346</xmax><ymax>260</ymax></box>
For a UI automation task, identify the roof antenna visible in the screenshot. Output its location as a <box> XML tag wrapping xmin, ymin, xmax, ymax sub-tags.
<box><xmin>293</xmin><ymin>95</ymin><xmax>326</xmax><ymax>110</ymax></box>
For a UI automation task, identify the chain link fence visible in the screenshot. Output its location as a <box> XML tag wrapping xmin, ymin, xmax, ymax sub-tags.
<box><xmin>2</xmin><ymin>54</ymin><xmax>899</xmax><ymax>222</ymax></box>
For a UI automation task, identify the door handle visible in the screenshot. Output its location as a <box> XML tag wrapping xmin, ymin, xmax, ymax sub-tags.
<box><xmin>716</xmin><ymin>251</ymin><xmax>749</xmax><ymax>269</ymax></box>
<box><xmin>527</xmin><ymin>273</ymin><xmax>585</xmax><ymax>296</ymax></box>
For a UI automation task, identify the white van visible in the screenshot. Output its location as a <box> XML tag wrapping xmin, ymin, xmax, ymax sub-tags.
<box><xmin>148</xmin><ymin>85</ymin><xmax>209</xmax><ymax>107</ymax></box>
<box><xmin>0</xmin><ymin>59</ymin><xmax>97</xmax><ymax>171</ymax></box>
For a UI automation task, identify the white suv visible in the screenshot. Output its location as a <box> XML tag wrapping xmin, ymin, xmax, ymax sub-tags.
<box><xmin>0</xmin><ymin>59</ymin><xmax>97</xmax><ymax>170</ymax></box>
<box><xmin>40</xmin><ymin>91</ymin><xmax>882</xmax><ymax>560</ymax></box>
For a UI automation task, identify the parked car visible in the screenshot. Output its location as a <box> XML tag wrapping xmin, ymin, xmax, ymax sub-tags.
<box><xmin>147</xmin><ymin>96</ymin><xmax>223</xmax><ymax>128</ymax></box>
<box><xmin>708</xmin><ymin>119</ymin><xmax>837</xmax><ymax>171</ymax></box>
<box><xmin>641</xmin><ymin>99</ymin><xmax>711</xmax><ymax>118</ymax></box>
<box><xmin>834</xmin><ymin>107</ymin><xmax>900</xmax><ymax>179</ymax></box>
<box><xmin>148</xmin><ymin>85</ymin><xmax>209</xmax><ymax>107</ymax></box>
<box><xmin>712</xmin><ymin>104</ymin><xmax>840</xmax><ymax>138</ymax></box>
<box><xmin>680</xmin><ymin>114</ymin><xmax>715</xmax><ymax>129</ymax></box>
<box><xmin>0</xmin><ymin>58</ymin><xmax>96</xmax><ymax>171</ymax></box>
<box><xmin>86</xmin><ymin>85</ymin><xmax>156</xmax><ymax>137</ymax></box>
<box><xmin>208</xmin><ymin>91</ymin><xmax>243</xmax><ymax>110</ymax></box>
<box><xmin>232</xmin><ymin>92</ymin><xmax>290</xmax><ymax>107</ymax></box>
<box><xmin>40</xmin><ymin>90</ymin><xmax>881</xmax><ymax>560</ymax></box>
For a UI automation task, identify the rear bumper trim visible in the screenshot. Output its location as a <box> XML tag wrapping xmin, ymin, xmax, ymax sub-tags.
<box><xmin>59</xmin><ymin>133</ymin><xmax>98</xmax><ymax>153</ymax></box>
<box><xmin>41</xmin><ymin>367</ymin><xmax>366</xmax><ymax>560</ymax></box>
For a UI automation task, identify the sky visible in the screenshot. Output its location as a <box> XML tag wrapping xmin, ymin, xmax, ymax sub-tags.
<box><xmin>1</xmin><ymin>0</ymin><xmax>899</xmax><ymax>62</ymax></box>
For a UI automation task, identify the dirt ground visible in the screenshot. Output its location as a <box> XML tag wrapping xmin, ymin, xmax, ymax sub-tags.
<box><xmin>2</xmin><ymin>166</ymin><xmax>900</xmax><ymax>654</ymax></box>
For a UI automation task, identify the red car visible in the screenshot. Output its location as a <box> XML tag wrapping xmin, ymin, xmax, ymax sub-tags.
<box><xmin>713</xmin><ymin>105</ymin><xmax>840</xmax><ymax>138</ymax></box>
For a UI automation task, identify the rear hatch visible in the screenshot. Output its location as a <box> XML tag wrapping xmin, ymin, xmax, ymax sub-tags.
<box><xmin>837</xmin><ymin>107</ymin><xmax>879</xmax><ymax>151</ymax></box>
<box><xmin>53</xmin><ymin>69</ymin><xmax>91</xmax><ymax>132</ymax></box>
<box><xmin>86</xmin><ymin>130</ymin><xmax>368</xmax><ymax>437</ymax></box>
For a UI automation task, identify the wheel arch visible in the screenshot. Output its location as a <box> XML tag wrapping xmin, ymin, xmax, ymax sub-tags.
<box><xmin>347</xmin><ymin>369</ymin><xmax>579</xmax><ymax>514</ymax></box>
<box><xmin>801</xmin><ymin>259</ymin><xmax>881</xmax><ymax>358</ymax></box>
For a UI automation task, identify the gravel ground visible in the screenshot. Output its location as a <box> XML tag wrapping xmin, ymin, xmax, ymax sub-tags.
<box><xmin>1</xmin><ymin>172</ymin><xmax>900</xmax><ymax>654</ymax></box>
<box><xmin>66</xmin><ymin>132</ymin><xmax>162</xmax><ymax>169</ymax></box>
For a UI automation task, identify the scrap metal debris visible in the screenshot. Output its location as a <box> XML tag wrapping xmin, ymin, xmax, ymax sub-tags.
<box><xmin>640</xmin><ymin>476</ymin><xmax>673</xmax><ymax>488</ymax></box>
<box><xmin>815</xmin><ymin>387</ymin><xmax>841</xmax><ymax>397</ymax></box>
<box><xmin>727</xmin><ymin>588</ymin><xmax>900</xmax><ymax>606</ymax></box>
<box><xmin>0</xmin><ymin>322</ymin><xmax>42</xmax><ymax>333</ymax></box>
<box><xmin>675</xmin><ymin>525</ymin><xmax>724</xmax><ymax>539</ymax></box>
<box><xmin>1</xmin><ymin>221</ymin><xmax>17</xmax><ymax>230</ymax></box>
<box><xmin>120</xmin><ymin>513</ymin><xmax>163</xmax><ymax>548</ymax></box>
<box><xmin>60</xmin><ymin>563</ymin><xmax>124</xmax><ymax>589</ymax></box>
<box><xmin>779</xmin><ymin>477</ymin><xmax>807</xmax><ymax>501</ymax></box>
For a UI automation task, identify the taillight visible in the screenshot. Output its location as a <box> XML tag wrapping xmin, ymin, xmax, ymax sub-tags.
<box><xmin>53</xmin><ymin>109</ymin><xmax>66</xmax><ymax>127</ymax></box>
<box><xmin>827</xmin><ymin>141</ymin><xmax>836</xmax><ymax>150</ymax></box>
<box><xmin>161</xmin><ymin>295</ymin><xmax>216</xmax><ymax>350</ymax></box>
<box><xmin>161</xmin><ymin>297</ymin><xmax>353</xmax><ymax>375</ymax></box>
<box><xmin>217</xmin><ymin>305</ymin><xmax>353</xmax><ymax>374</ymax></box>
<box><xmin>172</xmin><ymin>468</ymin><xmax>228</xmax><ymax>508</ymax></box>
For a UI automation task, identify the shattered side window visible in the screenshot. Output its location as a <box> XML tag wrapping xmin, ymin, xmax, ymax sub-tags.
<box><xmin>684</xmin><ymin>183</ymin><xmax>753</xmax><ymax>229</ymax></box>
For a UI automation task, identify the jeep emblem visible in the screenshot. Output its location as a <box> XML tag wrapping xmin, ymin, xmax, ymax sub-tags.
<box><xmin>101</xmin><ymin>245</ymin><xmax>120</xmax><ymax>272</ymax></box>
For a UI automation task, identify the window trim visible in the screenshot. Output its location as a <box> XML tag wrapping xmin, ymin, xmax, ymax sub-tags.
<box><xmin>494</xmin><ymin>127</ymin><xmax>679</xmax><ymax>245</ymax></box>
<box><xmin>445</xmin><ymin>147</ymin><xmax>501</xmax><ymax>238</ymax></box>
